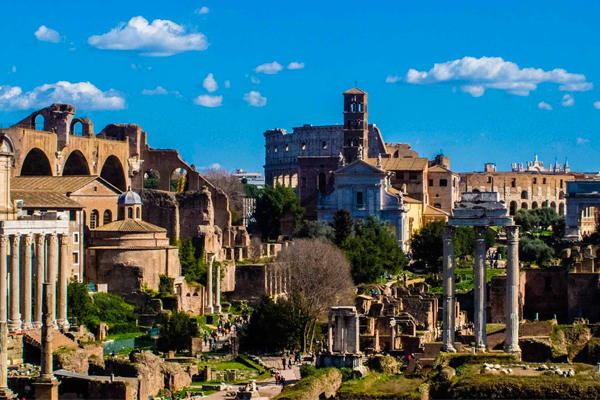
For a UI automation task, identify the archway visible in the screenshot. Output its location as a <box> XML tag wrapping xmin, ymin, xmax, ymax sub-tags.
<box><xmin>63</xmin><ymin>150</ymin><xmax>90</xmax><ymax>175</ymax></box>
<box><xmin>559</xmin><ymin>203</ymin><xmax>565</xmax><ymax>216</ymax></box>
<box><xmin>21</xmin><ymin>148</ymin><xmax>52</xmax><ymax>176</ymax></box>
<box><xmin>103</xmin><ymin>210</ymin><xmax>112</xmax><ymax>225</ymax></box>
<box><xmin>33</xmin><ymin>114</ymin><xmax>44</xmax><ymax>131</ymax></box>
<box><xmin>532</xmin><ymin>202</ymin><xmax>539</xmax><ymax>209</ymax></box>
<box><xmin>90</xmin><ymin>210</ymin><xmax>99</xmax><ymax>229</ymax></box>
<box><xmin>170</xmin><ymin>168</ymin><xmax>188</xmax><ymax>192</ymax></box>
<box><xmin>71</xmin><ymin>120</ymin><xmax>84</xmax><ymax>136</ymax></box>
<box><xmin>521</xmin><ymin>191</ymin><xmax>528</xmax><ymax>199</ymax></box>
<box><xmin>143</xmin><ymin>169</ymin><xmax>161</xmax><ymax>189</ymax></box>
<box><xmin>521</xmin><ymin>202</ymin><xmax>528</xmax><ymax>210</ymax></box>
<box><xmin>551</xmin><ymin>202</ymin><xmax>557</xmax><ymax>213</ymax></box>
<box><xmin>509</xmin><ymin>201</ymin><xmax>517</xmax><ymax>216</ymax></box>
<box><xmin>100</xmin><ymin>156</ymin><xmax>126</xmax><ymax>191</ymax></box>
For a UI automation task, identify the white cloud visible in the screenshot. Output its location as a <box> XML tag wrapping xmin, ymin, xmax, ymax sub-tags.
<box><xmin>203</xmin><ymin>73</ymin><xmax>218</xmax><ymax>92</ymax></box>
<box><xmin>577</xmin><ymin>137</ymin><xmax>589</xmax><ymax>145</ymax></box>
<box><xmin>250</xmin><ymin>76</ymin><xmax>260</xmax><ymax>85</ymax></box>
<box><xmin>195</xmin><ymin>6</ymin><xmax>210</xmax><ymax>15</ymax></box>
<box><xmin>403</xmin><ymin>56</ymin><xmax>593</xmax><ymax>97</ymax></box>
<box><xmin>34</xmin><ymin>26</ymin><xmax>63</xmax><ymax>43</ymax></box>
<box><xmin>244</xmin><ymin>91</ymin><xmax>267</xmax><ymax>107</ymax></box>
<box><xmin>194</xmin><ymin>94</ymin><xmax>222</xmax><ymax>107</ymax></box>
<box><xmin>88</xmin><ymin>16</ymin><xmax>209</xmax><ymax>56</ymax></box>
<box><xmin>561</xmin><ymin>94</ymin><xmax>574</xmax><ymax>107</ymax></box>
<box><xmin>131</xmin><ymin>63</ymin><xmax>140</xmax><ymax>69</ymax></box>
<box><xmin>254</xmin><ymin>61</ymin><xmax>283</xmax><ymax>74</ymax></box>
<box><xmin>594</xmin><ymin>101</ymin><xmax>600</xmax><ymax>109</ymax></box>
<box><xmin>224</xmin><ymin>80</ymin><xmax>231</xmax><ymax>89</ymax></box>
<box><xmin>287</xmin><ymin>62</ymin><xmax>305</xmax><ymax>70</ymax></box>
<box><xmin>141</xmin><ymin>86</ymin><xmax>181</xmax><ymax>97</ymax></box>
<box><xmin>0</xmin><ymin>81</ymin><xmax>126</xmax><ymax>111</ymax></box>
<box><xmin>10</xmin><ymin>66</ymin><xmax>16</xmax><ymax>74</ymax></box>
<box><xmin>538</xmin><ymin>101</ymin><xmax>553</xmax><ymax>110</ymax></box>
<box><xmin>385</xmin><ymin>75</ymin><xmax>401</xmax><ymax>83</ymax></box>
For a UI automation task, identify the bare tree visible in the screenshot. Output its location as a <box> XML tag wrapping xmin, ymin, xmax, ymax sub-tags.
<box><xmin>248</xmin><ymin>236</ymin><xmax>263</xmax><ymax>263</ymax></box>
<box><xmin>275</xmin><ymin>238</ymin><xmax>355</xmax><ymax>352</ymax></box>
<box><xmin>204</xmin><ymin>167</ymin><xmax>246</xmax><ymax>224</ymax></box>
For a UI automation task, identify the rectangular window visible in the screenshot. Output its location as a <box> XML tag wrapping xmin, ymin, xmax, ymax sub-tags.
<box><xmin>511</xmin><ymin>178</ymin><xmax>516</xmax><ymax>188</ymax></box>
<box><xmin>395</xmin><ymin>171</ymin><xmax>402</xmax><ymax>180</ymax></box>
<box><xmin>487</xmin><ymin>176</ymin><xmax>492</xmax><ymax>184</ymax></box>
<box><xmin>533</xmin><ymin>178</ymin><xmax>537</xmax><ymax>184</ymax></box>
<box><xmin>560</xmin><ymin>180</ymin><xmax>564</xmax><ymax>189</ymax></box>
<box><xmin>409</xmin><ymin>173</ymin><xmax>417</xmax><ymax>180</ymax></box>
<box><xmin>69</xmin><ymin>210</ymin><xmax>77</xmax><ymax>221</ymax></box>
<box><xmin>543</xmin><ymin>178</ymin><xmax>547</xmax><ymax>184</ymax></box>
<box><xmin>440</xmin><ymin>179</ymin><xmax>448</xmax><ymax>187</ymax></box>
<box><xmin>26</xmin><ymin>210</ymin><xmax>34</xmax><ymax>216</ymax></box>
<box><xmin>301</xmin><ymin>177</ymin><xmax>307</xmax><ymax>188</ymax></box>
<box><xmin>428</xmin><ymin>179</ymin><xmax>433</xmax><ymax>186</ymax></box>
<box><xmin>73</xmin><ymin>252</ymin><xmax>79</xmax><ymax>265</ymax></box>
<box><xmin>356</xmin><ymin>192</ymin><xmax>364</xmax><ymax>207</ymax></box>
<box><xmin>73</xmin><ymin>233</ymin><xmax>79</xmax><ymax>244</ymax></box>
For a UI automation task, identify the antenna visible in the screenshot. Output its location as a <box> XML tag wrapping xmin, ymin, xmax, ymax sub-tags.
<box><xmin>355</xmin><ymin>80</ymin><xmax>358</xmax><ymax>88</ymax></box>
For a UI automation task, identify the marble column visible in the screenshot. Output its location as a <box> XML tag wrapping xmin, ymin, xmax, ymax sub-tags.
<box><xmin>20</xmin><ymin>234</ymin><xmax>33</xmax><ymax>331</ymax></box>
<box><xmin>0</xmin><ymin>235</ymin><xmax>16</xmax><ymax>399</ymax></box>
<box><xmin>441</xmin><ymin>226</ymin><xmax>456</xmax><ymax>352</ymax></box>
<box><xmin>214</xmin><ymin>263</ymin><xmax>221</xmax><ymax>313</ymax></box>
<box><xmin>504</xmin><ymin>225</ymin><xmax>521</xmax><ymax>353</ymax></box>
<box><xmin>33</xmin><ymin>234</ymin><xmax>45</xmax><ymax>328</ymax></box>
<box><xmin>34</xmin><ymin>282</ymin><xmax>59</xmax><ymax>400</ymax></box>
<box><xmin>474</xmin><ymin>226</ymin><xmax>487</xmax><ymax>351</ymax></box>
<box><xmin>327</xmin><ymin>317</ymin><xmax>333</xmax><ymax>353</ymax></box>
<box><xmin>56</xmin><ymin>234</ymin><xmax>69</xmax><ymax>330</ymax></box>
<box><xmin>8</xmin><ymin>235</ymin><xmax>20</xmax><ymax>333</ymax></box>
<box><xmin>206</xmin><ymin>255</ymin><xmax>214</xmax><ymax>313</ymax></box>
<box><xmin>46</xmin><ymin>234</ymin><xmax>58</xmax><ymax>326</ymax></box>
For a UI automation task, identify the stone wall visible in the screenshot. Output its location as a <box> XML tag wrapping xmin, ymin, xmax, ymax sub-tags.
<box><xmin>229</xmin><ymin>264</ymin><xmax>268</xmax><ymax>302</ymax></box>
<box><xmin>524</xmin><ymin>269</ymin><xmax>568</xmax><ymax>322</ymax></box>
<box><xmin>567</xmin><ymin>273</ymin><xmax>600</xmax><ymax>322</ymax></box>
<box><xmin>489</xmin><ymin>272</ymin><xmax>526</xmax><ymax>323</ymax></box>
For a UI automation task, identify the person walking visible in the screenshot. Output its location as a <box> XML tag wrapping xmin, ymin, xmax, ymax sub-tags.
<box><xmin>282</xmin><ymin>354</ymin><xmax>287</xmax><ymax>370</ymax></box>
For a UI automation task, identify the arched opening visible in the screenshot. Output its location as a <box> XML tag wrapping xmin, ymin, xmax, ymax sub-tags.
<box><xmin>509</xmin><ymin>201</ymin><xmax>517</xmax><ymax>216</ymax></box>
<box><xmin>71</xmin><ymin>121</ymin><xmax>83</xmax><ymax>136</ymax></box>
<box><xmin>90</xmin><ymin>210</ymin><xmax>99</xmax><ymax>229</ymax></box>
<box><xmin>33</xmin><ymin>114</ymin><xmax>44</xmax><ymax>131</ymax></box>
<box><xmin>103</xmin><ymin>210</ymin><xmax>112</xmax><ymax>225</ymax></box>
<box><xmin>143</xmin><ymin>169</ymin><xmax>161</xmax><ymax>189</ymax></box>
<box><xmin>62</xmin><ymin>150</ymin><xmax>90</xmax><ymax>175</ymax></box>
<box><xmin>521</xmin><ymin>202</ymin><xmax>529</xmax><ymax>210</ymax></box>
<box><xmin>542</xmin><ymin>200</ymin><xmax>549</xmax><ymax>208</ymax></box>
<box><xmin>550</xmin><ymin>201</ymin><xmax>557</xmax><ymax>212</ymax></box>
<box><xmin>521</xmin><ymin>190</ymin><xmax>528</xmax><ymax>199</ymax></box>
<box><xmin>318</xmin><ymin>173</ymin><xmax>327</xmax><ymax>191</ymax></box>
<box><xmin>127</xmin><ymin>207</ymin><xmax>133</xmax><ymax>219</ymax></box>
<box><xmin>532</xmin><ymin>202</ymin><xmax>539</xmax><ymax>209</ymax></box>
<box><xmin>559</xmin><ymin>203</ymin><xmax>565</xmax><ymax>216</ymax></box>
<box><xmin>21</xmin><ymin>148</ymin><xmax>52</xmax><ymax>176</ymax></box>
<box><xmin>473</xmin><ymin>189</ymin><xmax>481</xmax><ymax>193</ymax></box>
<box><xmin>100</xmin><ymin>156</ymin><xmax>126</xmax><ymax>191</ymax></box>
<box><xmin>170</xmin><ymin>168</ymin><xmax>189</xmax><ymax>192</ymax></box>
<box><xmin>136</xmin><ymin>208</ymin><xmax>140</xmax><ymax>219</ymax></box>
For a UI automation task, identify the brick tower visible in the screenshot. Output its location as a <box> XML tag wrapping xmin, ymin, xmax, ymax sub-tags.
<box><xmin>342</xmin><ymin>87</ymin><xmax>369</xmax><ymax>163</ymax></box>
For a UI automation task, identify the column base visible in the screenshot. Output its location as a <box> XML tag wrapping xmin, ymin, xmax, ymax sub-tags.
<box><xmin>21</xmin><ymin>322</ymin><xmax>34</xmax><ymax>331</ymax></box>
<box><xmin>503</xmin><ymin>344</ymin><xmax>521</xmax><ymax>354</ymax></box>
<box><xmin>206</xmin><ymin>306</ymin><xmax>214</xmax><ymax>314</ymax></box>
<box><xmin>441</xmin><ymin>344</ymin><xmax>457</xmax><ymax>353</ymax></box>
<box><xmin>476</xmin><ymin>345</ymin><xmax>487</xmax><ymax>353</ymax></box>
<box><xmin>33</xmin><ymin>321</ymin><xmax>43</xmax><ymax>329</ymax></box>
<box><xmin>7</xmin><ymin>320</ymin><xmax>21</xmax><ymax>334</ymax></box>
<box><xmin>214</xmin><ymin>305</ymin><xmax>222</xmax><ymax>313</ymax></box>
<box><xmin>57</xmin><ymin>319</ymin><xmax>70</xmax><ymax>331</ymax></box>
<box><xmin>34</xmin><ymin>377</ymin><xmax>60</xmax><ymax>400</ymax></box>
<box><xmin>0</xmin><ymin>387</ymin><xmax>17</xmax><ymax>400</ymax></box>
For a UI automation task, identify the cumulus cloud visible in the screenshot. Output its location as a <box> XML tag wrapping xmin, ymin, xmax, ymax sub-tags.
<box><xmin>538</xmin><ymin>101</ymin><xmax>553</xmax><ymax>110</ymax></box>
<box><xmin>561</xmin><ymin>94</ymin><xmax>574</xmax><ymax>107</ymax></box>
<box><xmin>402</xmin><ymin>56</ymin><xmax>593</xmax><ymax>97</ymax></box>
<box><xmin>244</xmin><ymin>91</ymin><xmax>267</xmax><ymax>107</ymax></box>
<box><xmin>594</xmin><ymin>101</ymin><xmax>600</xmax><ymax>109</ymax></box>
<box><xmin>254</xmin><ymin>61</ymin><xmax>283</xmax><ymax>75</ymax></box>
<box><xmin>194</xmin><ymin>94</ymin><xmax>222</xmax><ymax>107</ymax></box>
<box><xmin>224</xmin><ymin>80</ymin><xmax>231</xmax><ymax>89</ymax></box>
<box><xmin>88</xmin><ymin>16</ymin><xmax>209</xmax><ymax>56</ymax></box>
<box><xmin>0</xmin><ymin>81</ymin><xmax>125</xmax><ymax>111</ymax></box>
<box><xmin>34</xmin><ymin>26</ymin><xmax>63</xmax><ymax>43</ymax></box>
<box><xmin>195</xmin><ymin>6</ymin><xmax>210</xmax><ymax>14</ymax></box>
<box><xmin>203</xmin><ymin>73</ymin><xmax>218</xmax><ymax>93</ymax></box>
<box><xmin>385</xmin><ymin>75</ymin><xmax>401</xmax><ymax>83</ymax></box>
<box><xmin>577</xmin><ymin>137</ymin><xmax>589</xmax><ymax>145</ymax></box>
<box><xmin>287</xmin><ymin>62</ymin><xmax>305</xmax><ymax>70</ymax></box>
<box><xmin>141</xmin><ymin>86</ymin><xmax>181</xmax><ymax>97</ymax></box>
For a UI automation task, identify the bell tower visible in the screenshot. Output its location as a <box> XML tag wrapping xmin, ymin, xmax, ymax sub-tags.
<box><xmin>342</xmin><ymin>87</ymin><xmax>368</xmax><ymax>163</ymax></box>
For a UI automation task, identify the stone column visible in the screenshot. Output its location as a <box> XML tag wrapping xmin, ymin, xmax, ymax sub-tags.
<box><xmin>56</xmin><ymin>234</ymin><xmax>69</xmax><ymax>330</ymax></box>
<box><xmin>327</xmin><ymin>316</ymin><xmax>333</xmax><ymax>353</ymax></box>
<box><xmin>504</xmin><ymin>225</ymin><xmax>521</xmax><ymax>353</ymax></box>
<box><xmin>8</xmin><ymin>235</ymin><xmax>20</xmax><ymax>333</ymax></box>
<box><xmin>206</xmin><ymin>255</ymin><xmax>214</xmax><ymax>313</ymax></box>
<box><xmin>214</xmin><ymin>263</ymin><xmax>221</xmax><ymax>313</ymax></box>
<box><xmin>34</xmin><ymin>282</ymin><xmax>60</xmax><ymax>400</ymax></box>
<box><xmin>20</xmin><ymin>234</ymin><xmax>33</xmax><ymax>331</ymax></box>
<box><xmin>46</xmin><ymin>234</ymin><xmax>58</xmax><ymax>326</ymax></box>
<box><xmin>0</xmin><ymin>235</ymin><xmax>15</xmax><ymax>400</ymax></box>
<box><xmin>33</xmin><ymin>234</ymin><xmax>45</xmax><ymax>328</ymax></box>
<box><xmin>474</xmin><ymin>226</ymin><xmax>487</xmax><ymax>351</ymax></box>
<box><xmin>442</xmin><ymin>226</ymin><xmax>457</xmax><ymax>352</ymax></box>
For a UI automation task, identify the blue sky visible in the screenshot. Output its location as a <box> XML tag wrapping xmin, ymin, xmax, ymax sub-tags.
<box><xmin>1</xmin><ymin>0</ymin><xmax>600</xmax><ymax>173</ymax></box>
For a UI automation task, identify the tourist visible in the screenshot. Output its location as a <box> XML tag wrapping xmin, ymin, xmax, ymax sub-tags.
<box><xmin>282</xmin><ymin>355</ymin><xmax>286</xmax><ymax>370</ymax></box>
<box><xmin>288</xmin><ymin>358</ymin><xmax>292</xmax><ymax>369</ymax></box>
<box><xmin>281</xmin><ymin>376</ymin><xmax>286</xmax><ymax>387</ymax></box>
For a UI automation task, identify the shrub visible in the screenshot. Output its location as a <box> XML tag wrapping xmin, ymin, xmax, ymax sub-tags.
<box><xmin>299</xmin><ymin>364</ymin><xmax>317</xmax><ymax>378</ymax></box>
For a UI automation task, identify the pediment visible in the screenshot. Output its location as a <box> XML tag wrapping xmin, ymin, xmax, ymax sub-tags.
<box><xmin>336</xmin><ymin>159</ymin><xmax>384</xmax><ymax>176</ymax></box>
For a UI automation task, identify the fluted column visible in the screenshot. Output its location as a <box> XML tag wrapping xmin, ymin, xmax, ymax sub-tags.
<box><xmin>327</xmin><ymin>315</ymin><xmax>333</xmax><ymax>353</ymax></box>
<box><xmin>46</xmin><ymin>234</ymin><xmax>58</xmax><ymax>327</ymax></box>
<box><xmin>0</xmin><ymin>235</ymin><xmax>15</xmax><ymax>399</ymax></box>
<box><xmin>504</xmin><ymin>226</ymin><xmax>521</xmax><ymax>353</ymax></box>
<box><xmin>20</xmin><ymin>234</ymin><xmax>33</xmax><ymax>330</ymax></box>
<box><xmin>442</xmin><ymin>226</ymin><xmax>456</xmax><ymax>352</ymax></box>
<box><xmin>8</xmin><ymin>235</ymin><xmax>20</xmax><ymax>333</ymax></box>
<box><xmin>56</xmin><ymin>234</ymin><xmax>69</xmax><ymax>330</ymax></box>
<box><xmin>206</xmin><ymin>255</ymin><xmax>214</xmax><ymax>313</ymax></box>
<box><xmin>474</xmin><ymin>226</ymin><xmax>487</xmax><ymax>351</ymax></box>
<box><xmin>214</xmin><ymin>263</ymin><xmax>221</xmax><ymax>313</ymax></box>
<box><xmin>33</xmin><ymin>234</ymin><xmax>45</xmax><ymax>328</ymax></box>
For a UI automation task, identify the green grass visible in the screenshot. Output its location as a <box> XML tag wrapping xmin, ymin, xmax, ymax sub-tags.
<box><xmin>486</xmin><ymin>324</ymin><xmax>506</xmax><ymax>335</ymax></box>
<box><xmin>275</xmin><ymin>368</ymin><xmax>340</xmax><ymax>400</ymax></box>
<box><xmin>105</xmin><ymin>331</ymin><xmax>145</xmax><ymax>340</ymax></box>
<box><xmin>430</xmin><ymin>268</ymin><xmax>505</xmax><ymax>294</ymax></box>
<box><xmin>198</xmin><ymin>360</ymin><xmax>256</xmax><ymax>372</ymax></box>
<box><xmin>337</xmin><ymin>373</ymin><xmax>422</xmax><ymax>399</ymax></box>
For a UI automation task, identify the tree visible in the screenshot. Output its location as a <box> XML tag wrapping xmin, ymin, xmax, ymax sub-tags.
<box><xmin>343</xmin><ymin>217</ymin><xmax>408</xmax><ymax>284</ymax></box>
<box><xmin>90</xmin><ymin>292</ymin><xmax>138</xmax><ymax>334</ymax></box>
<box><xmin>533</xmin><ymin>208</ymin><xmax>558</xmax><ymax>231</ymax></box>
<box><xmin>275</xmin><ymin>238</ymin><xmax>355</xmax><ymax>352</ymax></box>
<box><xmin>177</xmin><ymin>239</ymin><xmax>207</xmax><ymax>284</ymax></box>
<box><xmin>514</xmin><ymin>209</ymin><xmax>540</xmax><ymax>233</ymax></box>
<box><xmin>204</xmin><ymin>167</ymin><xmax>247</xmax><ymax>225</ymax></box>
<box><xmin>248</xmin><ymin>236</ymin><xmax>263</xmax><ymax>263</ymax></box>
<box><xmin>243</xmin><ymin>183</ymin><xmax>262</xmax><ymax>199</ymax></box>
<box><xmin>158</xmin><ymin>311</ymin><xmax>199</xmax><ymax>353</ymax></box>
<box><xmin>253</xmin><ymin>184</ymin><xmax>304</xmax><ymax>240</ymax></box>
<box><xmin>552</xmin><ymin>216</ymin><xmax>566</xmax><ymax>240</ymax></box>
<box><xmin>295</xmin><ymin>220</ymin><xmax>335</xmax><ymax>241</ymax></box>
<box><xmin>67</xmin><ymin>279</ymin><xmax>94</xmax><ymax>327</ymax></box>
<box><xmin>159</xmin><ymin>275</ymin><xmax>174</xmax><ymax>297</ymax></box>
<box><xmin>333</xmin><ymin>210</ymin><xmax>354</xmax><ymax>247</ymax></box>
<box><xmin>411</xmin><ymin>220</ymin><xmax>445</xmax><ymax>273</ymax></box>
<box><xmin>519</xmin><ymin>236</ymin><xmax>555</xmax><ymax>266</ymax></box>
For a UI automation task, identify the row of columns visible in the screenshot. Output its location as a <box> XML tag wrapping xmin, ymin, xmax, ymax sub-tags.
<box><xmin>266</xmin><ymin>265</ymin><xmax>289</xmax><ymax>296</ymax></box>
<box><xmin>0</xmin><ymin>233</ymin><xmax>69</xmax><ymax>333</ymax></box>
<box><xmin>206</xmin><ymin>256</ymin><xmax>221</xmax><ymax>314</ymax></box>
<box><xmin>442</xmin><ymin>225</ymin><xmax>520</xmax><ymax>353</ymax></box>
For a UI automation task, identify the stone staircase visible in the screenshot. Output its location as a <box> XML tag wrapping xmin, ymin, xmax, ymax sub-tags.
<box><xmin>23</xmin><ymin>328</ymin><xmax>78</xmax><ymax>350</ymax></box>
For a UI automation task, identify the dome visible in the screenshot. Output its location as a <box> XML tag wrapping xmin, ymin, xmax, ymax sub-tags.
<box><xmin>118</xmin><ymin>190</ymin><xmax>142</xmax><ymax>205</ymax></box>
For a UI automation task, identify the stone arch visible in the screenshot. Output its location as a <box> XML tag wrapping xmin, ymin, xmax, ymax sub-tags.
<box><xmin>521</xmin><ymin>202</ymin><xmax>528</xmax><ymax>210</ymax></box>
<box><xmin>521</xmin><ymin>190</ymin><xmax>528</xmax><ymax>199</ymax></box>
<box><xmin>532</xmin><ymin>201</ymin><xmax>539</xmax><ymax>209</ymax></box>
<box><xmin>509</xmin><ymin>201</ymin><xmax>517</xmax><ymax>216</ymax></box>
<box><xmin>32</xmin><ymin>113</ymin><xmax>45</xmax><ymax>131</ymax></box>
<box><xmin>21</xmin><ymin>148</ymin><xmax>52</xmax><ymax>176</ymax></box>
<box><xmin>90</xmin><ymin>210</ymin><xmax>99</xmax><ymax>229</ymax></box>
<box><xmin>100</xmin><ymin>156</ymin><xmax>126</xmax><ymax>191</ymax></box>
<box><xmin>143</xmin><ymin>169</ymin><xmax>161</xmax><ymax>189</ymax></box>
<box><xmin>550</xmin><ymin>201</ymin><xmax>557</xmax><ymax>212</ymax></box>
<box><xmin>63</xmin><ymin>150</ymin><xmax>90</xmax><ymax>175</ymax></box>
<box><xmin>103</xmin><ymin>210</ymin><xmax>112</xmax><ymax>225</ymax></box>
<box><xmin>559</xmin><ymin>203</ymin><xmax>565</xmax><ymax>216</ymax></box>
<box><xmin>170</xmin><ymin>168</ymin><xmax>189</xmax><ymax>192</ymax></box>
<box><xmin>542</xmin><ymin>200</ymin><xmax>549</xmax><ymax>208</ymax></box>
<box><xmin>70</xmin><ymin>118</ymin><xmax>94</xmax><ymax>137</ymax></box>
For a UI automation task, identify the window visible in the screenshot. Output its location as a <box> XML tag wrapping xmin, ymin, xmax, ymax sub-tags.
<box><xmin>136</xmin><ymin>208</ymin><xmax>140</xmax><ymax>218</ymax></box>
<box><xmin>521</xmin><ymin>190</ymin><xmax>528</xmax><ymax>199</ymax></box>
<box><xmin>103</xmin><ymin>210</ymin><xmax>112</xmax><ymax>225</ymax></box>
<box><xmin>533</xmin><ymin>177</ymin><xmax>537</xmax><ymax>184</ymax></box>
<box><xmin>93</xmin><ymin>186</ymin><xmax>98</xmax><ymax>192</ymax></box>
<box><xmin>318</xmin><ymin>173</ymin><xmax>327</xmax><ymax>191</ymax></box>
<box><xmin>487</xmin><ymin>176</ymin><xmax>492</xmax><ymax>184</ymax></box>
<box><xmin>356</xmin><ymin>192</ymin><xmax>364</xmax><ymax>207</ymax></box>
<box><xmin>301</xmin><ymin>143</ymin><xmax>306</xmax><ymax>150</ymax></box>
<box><xmin>73</xmin><ymin>233</ymin><xmax>79</xmax><ymax>244</ymax></box>
<box><xmin>322</xmin><ymin>141</ymin><xmax>327</xmax><ymax>149</ymax></box>
<box><xmin>409</xmin><ymin>173</ymin><xmax>417</xmax><ymax>180</ymax></box>
<box><xmin>543</xmin><ymin>178</ymin><xmax>547</xmax><ymax>184</ymax></box>
<box><xmin>27</xmin><ymin>210</ymin><xmax>34</xmax><ymax>216</ymax></box>
<box><xmin>428</xmin><ymin>179</ymin><xmax>433</xmax><ymax>186</ymax></box>
<box><xmin>435</xmin><ymin>194</ymin><xmax>440</xmax><ymax>197</ymax></box>
<box><xmin>274</xmin><ymin>146</ymin><xmax>278</xmax><ymax>153</ymax></box>
<box><xmin>509</xmin><ymin>201</ymin><xmax>517</xmax><ymax>216</ymax></box>
<box><xmin>301</xmin><ymin>177</ymin><xmax>307</xmax><ymax>188</ymax></box>
<box><xmin>73</xmin><ymin>252</ymin><xmax>79</xmax><ymax>265</ymax></box>
<box><xmin>440</xmin><ymin>179</ymin><xmax>448</xmax><ymax>187</ymax></box>
<box><xmin>285</xmin><ymin>144</ymin><xmax>289</xmax><ymax>152</ymax></box>
<box><xmin>90</xmin><ymin>210</ymin><xmax>99</xmax><ymax>229</ymax></box>
<box><xmin>434</xmin><ymin>203</ymin><xmax>442</xmax><ymax>208</ymax></box>
<box><xmin>560</xmin><ymin>180</ymin><xmax>564</xmax><ymax>189</ymax></box>
<box><xmin>69</xmin><ymin>210</ymin><xmax>77</xmax><ymax>221</ymax></box>
<box><xmin>511</xmin><ymin>178</ymin><xmax>516</xmax><ymax>188</ymax></box>
<box><xmin>127</xmin><ymin>207</ymin><xmax>133</xmax><ymax>219</ymax></box>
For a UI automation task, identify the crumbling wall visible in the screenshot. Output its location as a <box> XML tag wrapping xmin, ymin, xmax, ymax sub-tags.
<box><xmin>229</xmin><ymin>264</ymin><xmax>267</xmax><ymax>302</ymax></box>
<box><xmin>524</xmin><ymin>269</ymin><xmax>568</xmax><ymax>322</ymax></box>
<box><xmin>568</xmin><ymin>274</ymin><xmax>600</xmax><ymax>323</ymax></box>
<box><xmin>140</xmin><ymin>189</ymin><xmax>180</xmax><ymax>240</ymax></box>
<box><xmin>54</xmin><ymin>348</ymin><xmax>90</xmax><ymax>375</ymax></box>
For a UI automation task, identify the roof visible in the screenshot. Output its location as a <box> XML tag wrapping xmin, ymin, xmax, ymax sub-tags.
<box><xmin>428</xmin><ymin>165</ymin><xmax>455</xmax><ymax>174</ymax></box>
<box><xmin>343</xmin><ymin>87</ymin><xmax>367</xmax><ymax>95</ymax></box>
<box><xmin>12</xmin><ymin>175</ymin><xmax>120</xmax><ymax>193</ymax></box>
<box><xmin>366</xmin><ymin>157</ymin><xmax>428</xmax><ymax>171</ymax></box>
<box><xmin>11</xmin><ymin>190</ymin><xmax>82</xmax><ymax>209</ymax></box>
<box><xmin>93</xmin><ymin>219</ymin><xmax>165</xmax><ymax>233</ymax></box>
<box><xmin>424</xmin><ymin>205</ymin><xmax>450</xmax><ymax>216</ymax></box>
<box><xmin>403</xmin><ymin>195</ymin><xmax>423</xmax><ymax>204</ymax></box>
<box><xmin>118</xmin><ymin>190</ymin><xmax>142</xmax><ymax>205</ymax></box>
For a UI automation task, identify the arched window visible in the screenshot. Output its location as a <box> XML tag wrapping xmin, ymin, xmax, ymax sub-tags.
<box><xmin>550</xmin><ymin>202</ymin><xmax>557</xmax><ymax>212</ymax></box>
<box><xmin>103</xmin><ymin>210</ymin><xmax>112</xmax><ymax>225</ymax></box>
<box><xmin>532</xmin><ymin>202</ymin><xmax>539</xmax><ymax>209</ymax></box>
<box><xmin>542</xmin><ymin>200</ymin><xmax>549</xmax><ymax>208</ymax></box>
<box><xmin>509</xmin><ymin>201</ymin><xmax>517</xmax><ymax>216</ymax></box>
<box><xmin>136</xmin><ymin>207</ymin><xmax>140</xmax><ymax>219</ymax></box>
<box><xmin>318</xmin><ymin>173</ymin><xmax>327</xmax><ymax>191</ymax></box>
<box><xmin>559</xmin><ymin>191</ymin><xmax>565</xmax><ymax>199</ymax></box>
<box><xmin>521</xmin><ymin>190</ymin><xmax>528</xmax><ymax>199</ymax></box>
<box><xmin>521</xmin><ymin>202</ymin><xmax>528</xmax><ymax>210</ymax></box>
<box><xmin>127</xmin><ymin>207</ymin><xmax>133</xmax><ymax>219</ymax></box>
<box><xmin>118</xmin><ymin>208</ymin><xmax>124</xmax><ymax>220</ymax></box>
<box><xmin>559</xmin><ymin>203</ymin><xmax>565</xmax><ymax>216</ymax></box>
<box><xmin>90</xmin><ymin>210</ymin><xmax>99</xmax><ymax>229</ymax></box>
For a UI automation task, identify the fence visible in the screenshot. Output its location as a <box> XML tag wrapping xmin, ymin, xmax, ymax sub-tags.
<box><xmin>102</xmin><ymin>333</ymin><xmax>158</xmax><ymax>356</ymax></box>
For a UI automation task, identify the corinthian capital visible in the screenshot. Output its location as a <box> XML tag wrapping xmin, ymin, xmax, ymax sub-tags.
<box><xmin>474</xmin><ymin>226</ymin><xmax>487</xmax><ymax>241</ymax></box>
<box><xmin>35</xmin><ymin>234</ymin><xmax>45</xmax><ymax>246</ymax></box>
<box><xmin>58</xmin><ymin>233</ymin><xmax>69</xmax><ymax>245</ymax></box>
<box><xmin>442</xmin><ymin>226</ymin><xmax>454</xmax><ymax>242</ymax></box>
<box><xmin>506</xmin><ymin>225</ymin><xmax>519</xmax><ymax>242</ymax></box>
<box><xmin>23</xmin><ymin>234</ymin><xmax>33</xmax><ymax>246</ymax></box>
<box><xmin>0</xmin><ymin>234</ymin><xmax>7</xmax><ymax>247</ymax></box>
